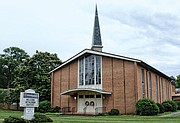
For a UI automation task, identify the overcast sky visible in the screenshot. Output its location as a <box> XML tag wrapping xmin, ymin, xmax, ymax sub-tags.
<box><xmin>0</xmin><ymin>0</ymin><xmax>180</xmax><ymax>77</ymax></box>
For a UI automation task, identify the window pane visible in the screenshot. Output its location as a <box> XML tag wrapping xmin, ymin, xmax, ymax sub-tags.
<box><xmin>85</xmin><ymin>55</ymin><xmax>95</xmax><ymax>85</ymax></box>
<box><xmin>149</xmin><ymin>72</ymin><xmax>152</xmax><ymax>99</ymax></box>
<box><xmin>85</xmin><ymin>95</ymin><xmax>90</xmax><ymax>98</ymax></box>
<box><xmin>96</xmin><ymin>56</ymin><xmax>101</xmax><ymax>84</ymax></box>
<box><xmin>90</xmin><ymin>95</ymin><xmax>95</xmax><ymax>98</ymax></box>
<box><xmin>79</xmin><ymin>58</ymin><xmax>84</xmax><ymax>85</ymax></box>
<box><xmin>141</xmin><ymin>69</ymin><xmax>145</xmax><ymax>98</ymax></box>
<box><xmin>156</xmin><ymin>75</ymin><xmax>159</xmax><ymax>102</ymax></box>
<box><xmin>96</xmin><ymin>95</ymin><xmax>101</xmax><ymax>98</ymax></box>
<box><xmin>79</xmin><ymin>95</ymin><xmax>83</xmax><ymax>98</ymax></box>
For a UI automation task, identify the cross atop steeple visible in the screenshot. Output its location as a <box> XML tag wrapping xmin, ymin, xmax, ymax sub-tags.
<box><xmin>91</xmin><ymin>5</ymin><xmax>103</xmax><ymax>52</ymax></box>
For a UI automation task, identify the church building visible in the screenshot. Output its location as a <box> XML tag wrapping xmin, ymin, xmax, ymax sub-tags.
<box><xmin>50</xmin><ymin>6</ymin><xmax>175</xmax><ymax>114</ymax></box>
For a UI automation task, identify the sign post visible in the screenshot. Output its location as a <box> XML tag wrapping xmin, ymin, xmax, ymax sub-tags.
<box><xmin>20</xmin><ymin>89</ymin><xmax>39</xmax><ymax>120</ymax></box>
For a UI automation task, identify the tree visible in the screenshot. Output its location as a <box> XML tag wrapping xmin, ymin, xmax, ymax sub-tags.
<box><xmin>176</xmin><ymin>75</ymin><xmax>180</xmax><ymax>88</ymax></box>
<box><xmin>13</xmin><ymin>51</ymin><xmax>62</xmax><ymax>101</ymax></box>
<box><xmin>0</xmin><ymin>58</ymin><xmax>8</xmax><ymax>88</ymax></box>
<box><xmin>0</xmin><ymin>47</ymin><xmax>29</xmax><ymax>88</ymax></box>
<box><xmin>4</xmin><ymin>85</ymin><xmax>26</xmax><ymax>110</ymax></box>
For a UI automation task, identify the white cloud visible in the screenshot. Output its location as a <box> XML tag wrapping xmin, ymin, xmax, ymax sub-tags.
<box><xmin>0</xmin><ymin>0</ymin><xmax>180</xmax><ymax>76</ymax></box>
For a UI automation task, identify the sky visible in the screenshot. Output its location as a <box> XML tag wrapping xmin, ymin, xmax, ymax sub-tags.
<box><xmin>0</xmin><ymin>0</ymin><xmax>180</xmax><ymax>77</ymax></box>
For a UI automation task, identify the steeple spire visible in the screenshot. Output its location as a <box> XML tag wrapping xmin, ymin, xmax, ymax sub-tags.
<box><xmin>91</xmin><ymin>5</ymin><xmax>103</xmax><ymax>52</ymax></box>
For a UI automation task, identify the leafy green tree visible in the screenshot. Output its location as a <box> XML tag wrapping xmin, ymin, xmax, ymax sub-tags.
<box><xmin>4</xmin><ymin>85</ymin><xmax>26</xmax><ymax>110</ymax></box>
<box><xmin>0</xmin><ymin>89</ymin><xmax>8</xmax><ymax>103</ymax></box>
<box><xmin>0</xmin><ymin>58</ymin><xmax>8</xmax><ymax>88</ymax></box>
<box><xmin>13</xmin><ymin>51</ymin><xmax>62</xmax><ymax>101</ymax></box>
<box><xmin>0</xmin><ymin>47</ymin><xmax>29</xmax><ymax>88</ymax></box>
<box><xmin>176</xmin><ymin>75</ymin><xmax>180</xmax><ymax>88</ymax></box>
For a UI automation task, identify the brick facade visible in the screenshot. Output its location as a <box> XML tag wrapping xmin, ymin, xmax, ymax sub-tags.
<box><xmin>51</xmin><ymin>52</ymin><xmax>175</xmax><ymax>114</ymax></box>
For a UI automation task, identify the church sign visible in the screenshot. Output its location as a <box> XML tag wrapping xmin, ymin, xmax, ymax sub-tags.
<box><xmin>20</xmin><ymin>92</ymin><xmax>39</xmax><ymax>107</ymax></box>
<box><xmin>20</xmin><ymin>89</ymin><xmax>39</xmax><ymax>120</ymax></box>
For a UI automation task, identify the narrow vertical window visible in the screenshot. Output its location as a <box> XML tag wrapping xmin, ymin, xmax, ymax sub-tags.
<box><xmin>149</xmin><ymin>72</ymin><xmax>152</xmax><ymax>99</ymax></box>
<box><xmin>141</xmin><ymin>69</ymin><xmax>145</xmax><ymax>98</ymax></box>
<box><xmin>96</xmin><ymin>56</ymin><xmax>101</xmax><ymax>84</ymax></box>
<box><xmin>159</xmin><ymin>77</ymin><xmax>161</xmax><ymax>103</ymax></box>
<box><xmin>79</xmin><ymin>58</ymin><xmax>84</xmax><ymax>85</ymax></box>
<box><xmin>85</xmin><ymin>55</ymin><xmax>94</xmax><ymax>85</ymax></box>
<box><xmin>166</xmin><ymin>80</ymin><xmax>168</xmax><ymax>100</ymax></box>
<box><xmin>161</xmin><ymin>78</ymin><xmax>164</xmax><ymax>102</ymax></box>
<box><xmin>167</xmin><ymin>81</ymin><xmax>170</xmax><ymax>99</ymax></box>
<box><xmin>156</xmin><ymin>75</ymin><xmax>158</xmax><ymax>102</ymax></box>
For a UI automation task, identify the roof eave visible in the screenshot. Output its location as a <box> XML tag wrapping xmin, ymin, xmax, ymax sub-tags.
<box><xmin>49</xmin><ymin>49</ymin><xmax>141</xmax><ymax>74</ymax></box>
<box><xmin>138</xmin><ymin>61</ymin><xmax>171</xmax><ymax>80</ymax></box>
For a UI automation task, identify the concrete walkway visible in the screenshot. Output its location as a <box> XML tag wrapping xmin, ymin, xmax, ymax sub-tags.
<box><xmin>163</xmin><ymin>111</ymin><xmax>180</xmax><ymax>117</ymax></box>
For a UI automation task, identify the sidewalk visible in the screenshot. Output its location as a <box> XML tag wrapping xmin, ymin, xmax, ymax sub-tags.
<box><xmin>163</xmin><ymin>111</ymin><xmax>180</xmax><ymax>117</ymax></box>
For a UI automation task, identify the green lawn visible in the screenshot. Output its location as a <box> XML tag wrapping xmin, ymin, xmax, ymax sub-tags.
<box><xmin>0</xmin><ymin>110</ymin><xmax>180</xmax><ymax>123</ymax></box>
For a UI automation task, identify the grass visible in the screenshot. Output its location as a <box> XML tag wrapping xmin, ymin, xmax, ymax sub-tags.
<box><xmin>0</xmin><ymin>110</ymin><xmax>180</xmax><ymax>123</ymax></box>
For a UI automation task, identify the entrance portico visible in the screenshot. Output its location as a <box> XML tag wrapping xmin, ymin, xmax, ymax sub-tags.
<box><xmin>61</xmin><ymin>88</ymin><xmax>111</xmax><ymax>114</ymax></box>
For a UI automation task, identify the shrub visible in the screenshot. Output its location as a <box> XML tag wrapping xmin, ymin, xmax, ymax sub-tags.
<box><xmin>108</xmin><ymin>109</ymin><xmax>120</xmax><ymax>115</ymax></box>
<box><xmin>49</xmin><ymin>106</ymin><xmax>61</xmax><ymax>113</ymax></box>
<box><xmin>98</xmin><ymin>112</ymin><xmax>109</xmax><ymax>116</ymax></box>
<box><xmin>162</xmin><ymin>102</ymin><xmax>172</xmax><ymax>112</ymax></box>
<box><xmin>136</xmin><ymin>98</ymin><xmax>159</xmax><ymax>116</ymax></box>
<box><xmin>174</xmin><ymin>101</ymin><xmax>180</xmax><ymax>110</ymax></box>
<box><xmin>38</xmin><ymin>100</ymin><xmax>51</xmax><ymax>113</ymax></box>
<box><xmin>162</xmin><ymin>100</ymin><xmax>177</xmax><ymax>112</ymax></box>
<box><xmin>31</xmin><ymin>114</ymin><xmax>53</xmax><ymax>122</ymax></box>
<box><xmin>3</xmin><ymin>116</ymin><xmax>30</xmax><ymax>123</ymax></box>
<box><xmin>156</xmin><ymin>103</ymin><xmax>165</xmax><ymax>113</ymax></box>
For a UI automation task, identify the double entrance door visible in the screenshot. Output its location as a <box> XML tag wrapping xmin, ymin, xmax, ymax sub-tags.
<box><xmin>78</xmin><ymin>93</ymin><xmax>102</xmax><ymax>114</ymax></box>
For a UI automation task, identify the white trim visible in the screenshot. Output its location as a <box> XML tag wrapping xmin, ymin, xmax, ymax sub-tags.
<box><xmin>61</xmin><ymin>88</ymin><xmax>111</xmax><ymax>95</ymax></box>
<box><xmin>49</xmin><ymin>49</ymin><xmax>141</xmax><ymax>73</ymax></box>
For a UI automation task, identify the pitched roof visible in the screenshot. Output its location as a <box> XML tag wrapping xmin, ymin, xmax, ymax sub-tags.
<box><xmin>50</xmin><ymin>49</ymin><xmax>139</xmax><ymax>73</ymax></box>
<box><xmin>49</xmin><ymin>48</ymin><xmax>171</xmax><ymax>80</ymax></box>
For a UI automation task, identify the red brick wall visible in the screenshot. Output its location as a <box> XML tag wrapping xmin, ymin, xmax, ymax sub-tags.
<box><xmin>102</xmin><ymin>57</ymin><xmax>113</xmax><ymax>112</ymax></box>
<box><xmin>102</xmin><ymin>56</ymin><xmax>136</xmax><ymax>114</ymax></box>
<box><xmin>51</xmin><ymin>70</ymin><xmax>60</xmax><ymax>107</ymax></box>
<box><xmin>112</xmin><ymin>58</ymin><xmax>125</xmax><ymax>114</ymax></box>
<box><xmin>69</xmin><ymin>60</ymin><xmax>78</xmax><ymax>110</ymax></box>
<box><xmin>124</xmin><ymin>61</ymin><xmax>136</xmax><ymax>114</ymax></box>
<box><xmin>51</xmin><ymin>59</ymin><xmax>78</xmax><ymax>109</ymax></box>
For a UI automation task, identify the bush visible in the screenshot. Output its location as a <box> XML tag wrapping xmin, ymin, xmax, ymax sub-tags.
<box><xmin>136</xmin><ymin>98</ymin><xmax>159</xmax><ymax>116</ymax></box>
<box><xmin>162</xmin><ymin>102</ymin><xmax>172</xmax><ymax>112</ymax></box>
<box><xmin>31</xmin><ymin>114</ymin><xmax>53</xmax><ymax>122</ymax></box>
<box><xmin>49</xmin><ymin>106</ymin><xmax>61</xmax><ymax>113</ymax></box>
<box><xmin>38</xmin><ymin>100</ymin><xmax>51</xmax><ymax>113</ymax></box>
<box><xmin>162</xmin><ymin>100</ymin><xmax>177</xmax><ymax>112</ymax></box>
<box><xmin>175</xmin><ymin>101</ymin><xmax>180</xmax><ymax>110</ymax></box>
<box><xmin>108</xmin><ymin>109</ymin><xmax>120</xmax><ymax>115</ymax></box>
<box><xmin>3</xmin><ymin>116</ymin><xmax>30</xmax><ymax>123</ymax></box>
<box><xmin>156</xmin><ymin>103</ymin><xmax>165</xmax><ymax>113</ymax></box>
<box><xmin>98</xmin><ymin>112</ymin><xmax>109</xmax><ymax>116</ymax></box>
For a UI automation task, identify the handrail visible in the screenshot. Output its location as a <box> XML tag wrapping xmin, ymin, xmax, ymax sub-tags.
<box><xmin>83</xmin><ymin>106</ymin><xmax>87</xmax><ymax>114</ymax></box>
<box><xmin>95</xmin><ymin>107</ymin><xmax>106</xmax><ymax>115</ymax></box>
<box><xmin>62</xmin><ymin>107</ymin><xmax>71</xmax><ymax>113</ymax></box>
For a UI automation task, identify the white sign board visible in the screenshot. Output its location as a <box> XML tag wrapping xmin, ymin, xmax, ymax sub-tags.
<box><xmin>20</xmin><ymin>92</ymin><xmax>39</xmax><ymax>107</ymax></box>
